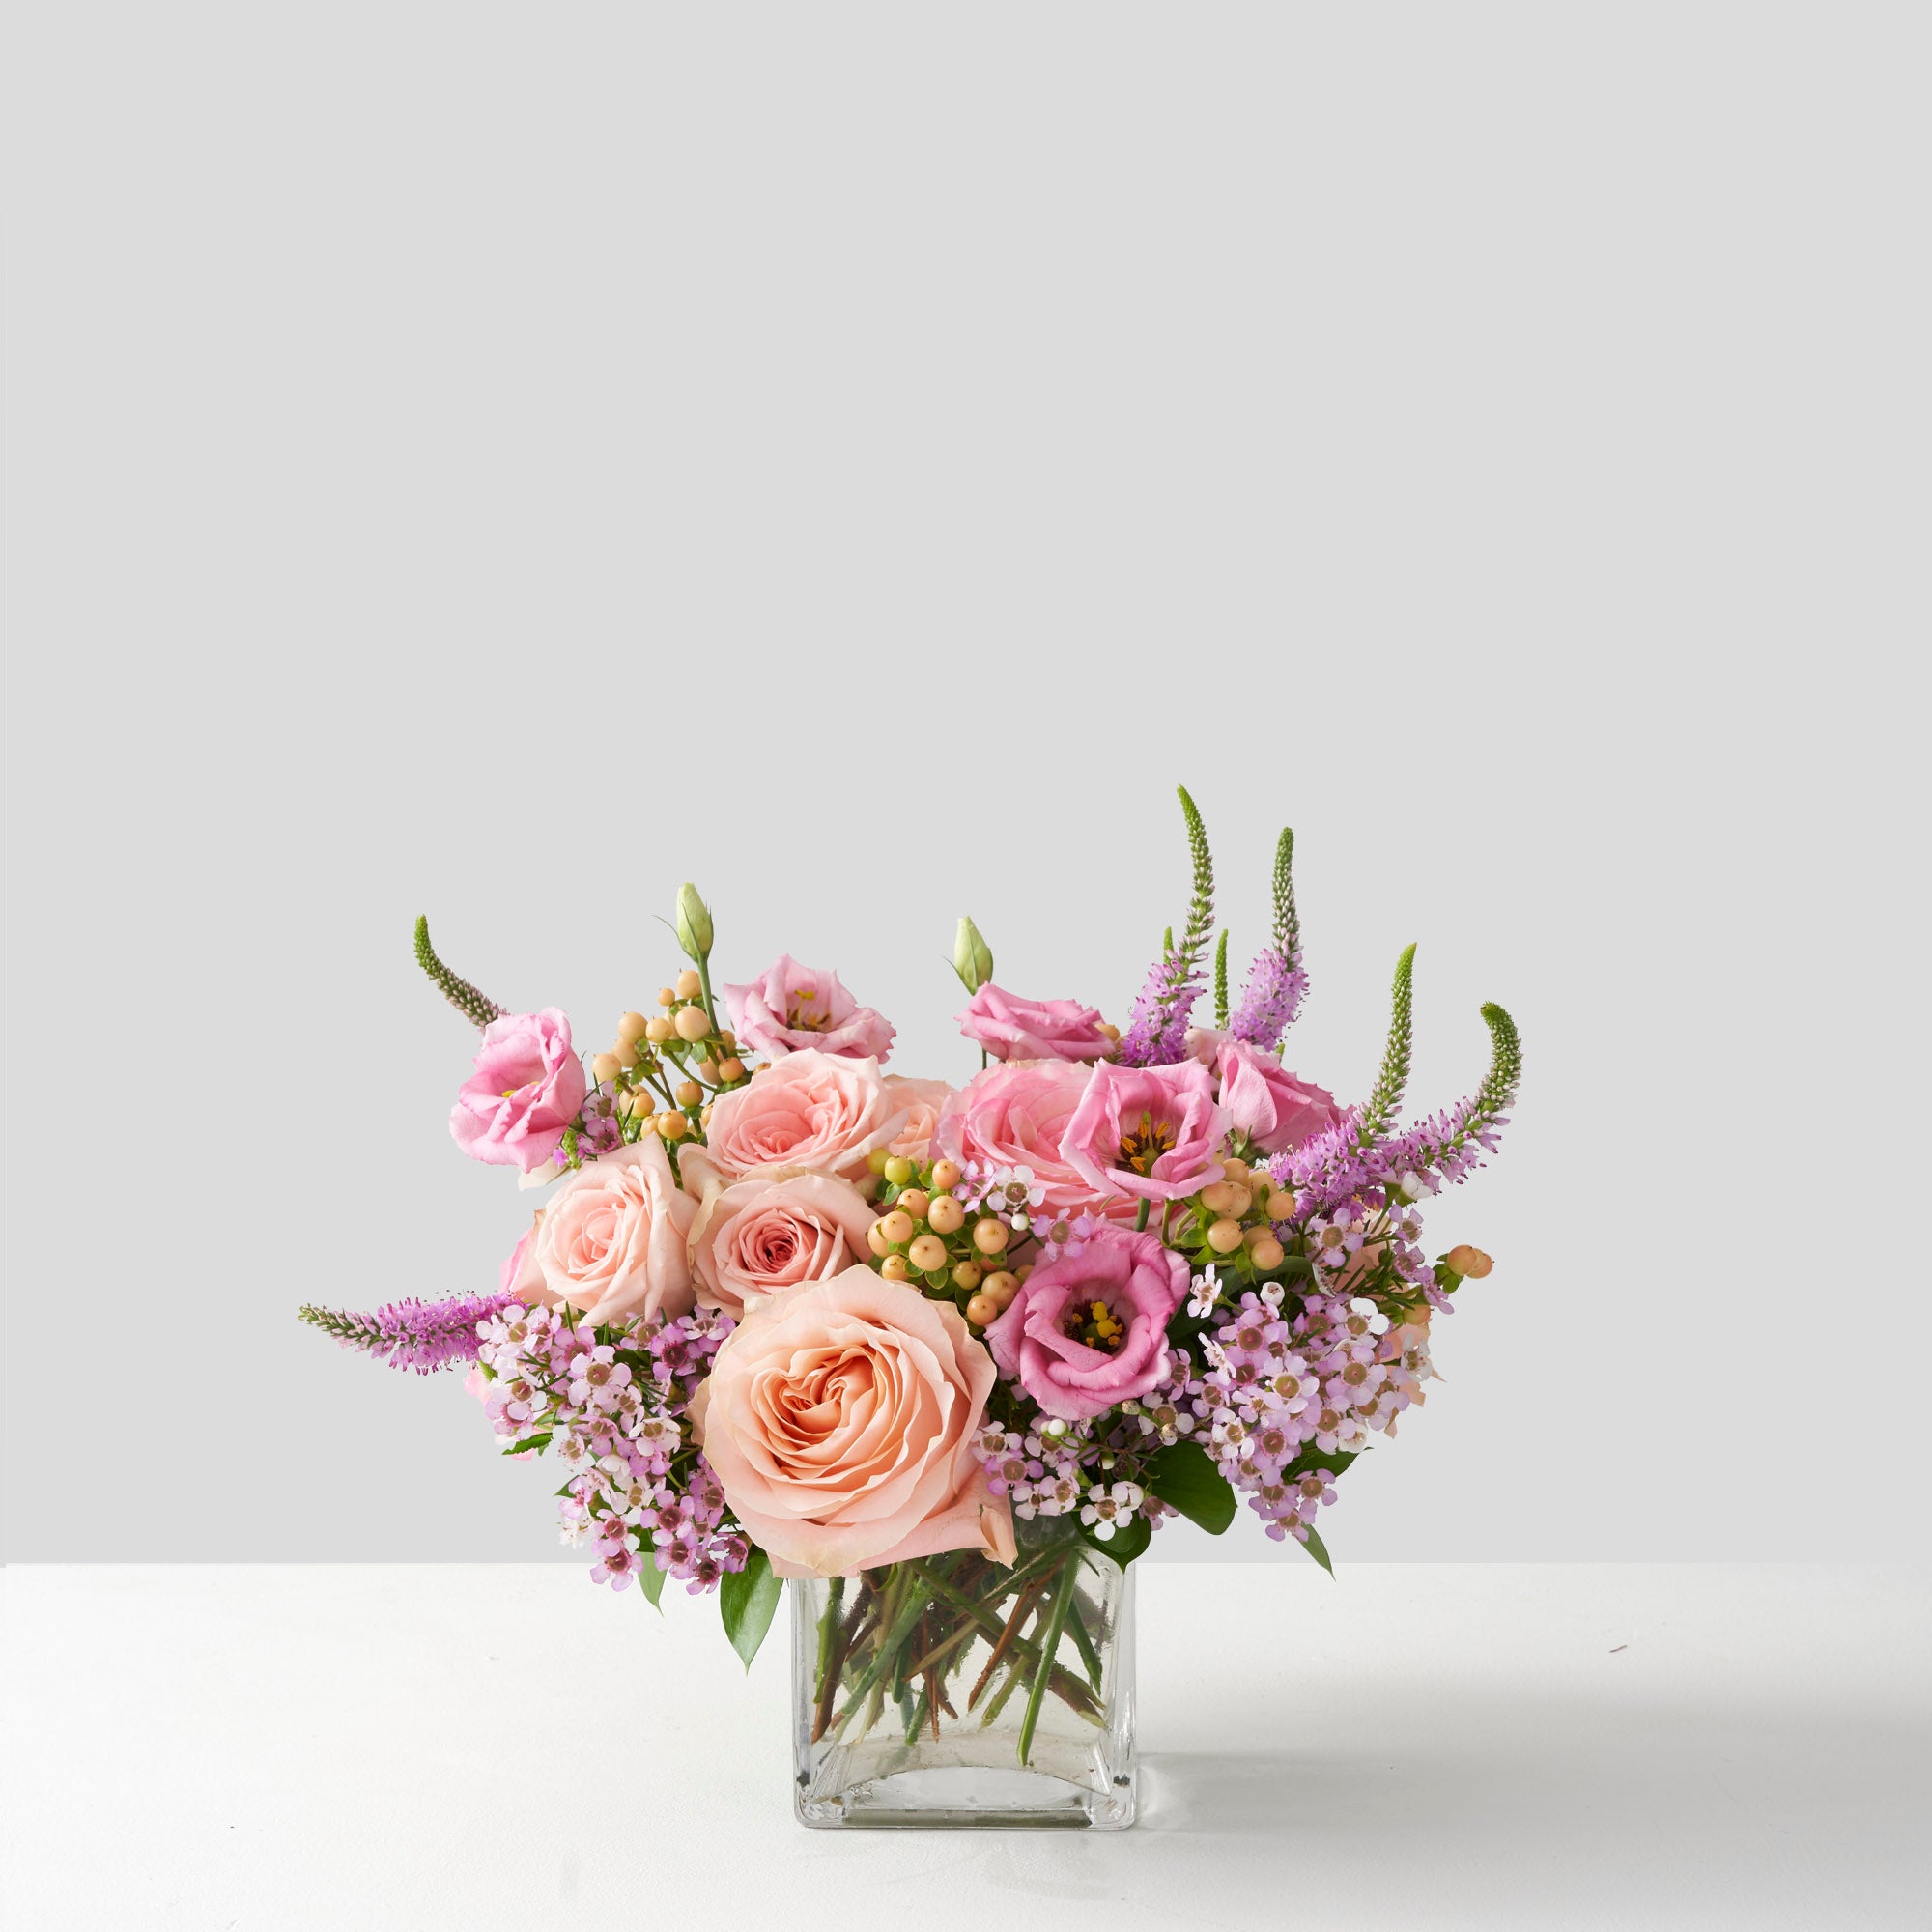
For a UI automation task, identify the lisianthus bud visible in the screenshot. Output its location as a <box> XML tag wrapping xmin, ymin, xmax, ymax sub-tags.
<box><xmin>952</xmin><ymin>915</ymin><xmax>994</xmax><ymax>994</ymax></box>
<box><xmin>674</xmin><ymin>882</ymin><xmax>714</xmax><ymax>962</ymax></box>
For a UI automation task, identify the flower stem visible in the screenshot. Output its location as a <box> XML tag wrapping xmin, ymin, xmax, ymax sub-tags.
<box><xmin>1017</xmin><ymin>1547</ymin><xmax>1081</xmax><ymax>1767</ymax></box>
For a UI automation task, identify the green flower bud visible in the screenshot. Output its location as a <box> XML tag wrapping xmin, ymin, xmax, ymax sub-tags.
<box><xmin>675</xmin><ymin>882</ymin><xmax>713</xmax><ymax>962</ymax></box>
<box><xmin>952</xmin><ymin>915</ymin><xmax>994</xmax><ymax>994</ymax></box>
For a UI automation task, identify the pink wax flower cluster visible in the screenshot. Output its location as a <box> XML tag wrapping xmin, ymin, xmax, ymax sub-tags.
<box><xmin>308</xmin><ymin>788</ymin><xmax>1521</xmax><ymax>1671</ymax></box>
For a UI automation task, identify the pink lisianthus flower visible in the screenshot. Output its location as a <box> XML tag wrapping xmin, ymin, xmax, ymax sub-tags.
<box><xmin>1188</xmin><ymin>1032</ymin><xmax>1344</xmax><ymax>1156</ymax></box>
<box><xmin>933</xmin><ymin>1061</ymin><xmax>1118</xmax><ymax>1218</ymax></box>
<box><xmin>983</xmin><ymin>1226</ymin><xmax>1190</xmax><ymax>1420</ymax></box>
<box><xmin>1062</xmin><ymin>1058</ymin><xmax>1228</xmax><ymax>1203</ymax></box>
<box><xmin>956</xmin><ymin>986</ymin><xmax>1114</xmax><ymax>1065</ymax></box>
<box><xmin>449</xmin><ymin>1009</ymin><xmax>588</xmax><ymax>1174</ymax></box>
<box><xmin>721</xmin><ymin>955</ymin><xmax>895</xmax><ymax>1063</ymax></box>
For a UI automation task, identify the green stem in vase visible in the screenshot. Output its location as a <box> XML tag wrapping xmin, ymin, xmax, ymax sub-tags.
<box><xmin>1065</xmin><ymin>1588</ymin><xmax>1105</xmax><ymax>1694</ymax></box>
<box><xmin>908</xmin><ymin>1561</ymin><xmax>1100</xmax><ymax>1719</ymax></box>
<box><xmin>1017</xmin><ymin>1547</ymin><xmax>1082</xmax><ymax>1768</ymax></box>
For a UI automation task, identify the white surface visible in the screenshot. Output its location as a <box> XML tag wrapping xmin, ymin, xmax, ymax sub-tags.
<box><xmin>7</xmin><ymin>4</ymin><xmax>1931</xmax><ymax>1563</ymax></box>
<box><xmin>5</xmin><ymin>1563</ymin><xmax>1927</xmax><ymax>1930</ymax></box>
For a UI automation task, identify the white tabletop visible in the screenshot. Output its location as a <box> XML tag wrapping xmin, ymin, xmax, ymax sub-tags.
<box><xmin>4</xmin><ymin>1563</ymin><xmax>1926</xmax><ymax>1931</ymax></box>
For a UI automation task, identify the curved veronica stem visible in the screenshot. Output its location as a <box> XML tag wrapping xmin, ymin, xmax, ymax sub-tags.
<box><xmin>413</xmin><ymin>915</ymin><xmax>506</xmax><ymax>1028</ymax></box>
<box><xmin>1358</xmin><ymin>943</ymin><xmax>1417</xmax><ymax>1143</ymax></box>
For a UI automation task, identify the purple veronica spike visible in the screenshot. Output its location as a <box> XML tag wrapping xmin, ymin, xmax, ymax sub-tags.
<box><xmin>1227</xmin><ymin>947</ymin><xmax>1307</xmax><ymax>1052</ymax></box>
<box><xmin>298</xmin><ymin>1292</ymin><xmax>510</xmax><ymax>1375</ymax></box>
<box><xmin>1116</xmin><ymin>953</ymin><xmax>1203</xmax><ymax>1067</ymax></box>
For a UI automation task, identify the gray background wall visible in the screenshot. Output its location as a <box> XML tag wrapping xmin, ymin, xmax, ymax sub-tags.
<box><xmin>5</xmin><ymin>3</ymin><xmax>1925</xmax><ymax>1563</ymax></box>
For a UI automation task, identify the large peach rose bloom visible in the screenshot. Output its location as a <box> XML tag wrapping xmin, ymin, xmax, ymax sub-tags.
<box><xmin>528</xmin><ymin>1137</ymin><xmax>697</xmax><ymax>1325</ymax></box>
<box><xmin>691</xmin><ymin>1268</ymin><xmax>1016</xmax><ymax>1578</ymax></box>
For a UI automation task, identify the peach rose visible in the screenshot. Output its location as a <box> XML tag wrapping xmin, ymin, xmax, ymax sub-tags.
<box><xmin>529</xmin><ymin>1138</ymin><xmax>697</xmax><ymax>1325</ymax></box>
<box><xmin>696</xmin><ymin>1049</ymin><xmax>905</xmax><ymax>1182</ymax></box>
<box><xmin>691</xmin><ymin>1268</ymin><xmax>1016</xmax><ymax>1578</ymax></box>
<box><xmin>882</xmin><ymin>1075</ymin><xmax>953</xmax><ymax>1161</ymax></box>
<box><xmin>686</xmin><ymin>1172</ymin><xmax>877</xmax><ymax>1319</ymax></box>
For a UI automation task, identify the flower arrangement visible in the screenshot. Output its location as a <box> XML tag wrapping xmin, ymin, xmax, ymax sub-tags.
<box><xmin>302</xmin><ymin>789</ymin><xmax>1520</xmax><ymax>1815</ymax></box>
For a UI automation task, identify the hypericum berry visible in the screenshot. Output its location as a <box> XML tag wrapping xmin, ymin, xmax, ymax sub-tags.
<box><xmin>673</xmin><ymin>1007</ymin><xmax>709</xmax><ymax>1043</ymax></box>
<box><xmin>926</xmin><ymin>1195</ymin><xmax>964</xmax><ymax>1235</ymax></box>
<box><xmin>930</xmin><ymin>1159</ymin><xmax>962</xmax><ymax>1191</ymax></box>
<box><xmin>616</xmin><ymin>1011</ymin><xmax>649</xmax><ymax>1044</ymax></box>
<box><xmin>972</xmin><ymin>1218</ymin><xmax>1009</xmax><ymax>1257</ymax></box>
<box><xmin>675</xmin><ymin>969</ymin><xmax>703</xmax><ymax>1000</ymax></box>
<box><xmin>907</xmin><ymin>1235</ymin><xmax>948</xmax><ymax>1272</ymax></box>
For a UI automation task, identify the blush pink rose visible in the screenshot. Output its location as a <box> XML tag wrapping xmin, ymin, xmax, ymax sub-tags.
<box><xmin>691</xmin><ymin>1268</ymin><xmax>1016</xmax><ymax>1578</ymax></box>
<box><xmin>1213</xmin><ymin>1040</ymin><xmax>1344</xmax><ymax>1155</ymax></box>
<box><xmin>1063</xmin><ymin>1058</ymin><xmax>1228</xmax><ymax>1203</ymax></box>
<box><xmin>687</xmin><ymin>1172</ymin><xmax>877</xmax><ymax>1318</ymax></box>
<box><xmin>881</xmin><ymin>1075</ymin><xmax>953</xmax><ymax>1160</ymax></box>
<box><xmin>696</xmin><ymin>1049</ymin><xmax>906</xmax><ymax>1182</ymax></box>
<box><xmin>721</xmin><ymin>955</ymin><xmax>896</xmax><ymax>1063</ymax></box>
<box><xmin>498</xmin><ymin>1223</ymin><xmax>544</xmax><ymax>1300</ymax></box>
<box><xmin>956</xmin><ymin>986</ymin><xmax>1113</xmax><ymax>1065</ymax></box>
<box><xmin>933</xmin><ymin>1061</ymin><xmax>1114</xmax><ymax>1216</ymax></box>
<box><xmin>983</xmin><ymin>1226</ymin><xmax>1190</xmax><ymax>1421</ymax></box>
<box><xmin>528</xmin><ymin>1138</ymin><xmax>697</xmax><ymax>1325</ymax></box>
<box><xmin>449</xmin><ymin>1009</ymin><xmax>588</xmax><ymax>1174</ymax></box>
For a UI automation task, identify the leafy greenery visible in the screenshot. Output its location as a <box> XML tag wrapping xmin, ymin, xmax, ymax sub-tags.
<box><xmin>1145</xmin><ymin>1439</ymin><xmax>1236</xmax><ymax>1534</ymax></box>
<box><xmin>1077</xmin><ymin>1512</ymin><xmax>1151</xmax><ymax>1565</ymax></box>
<box><xmin>1299</xmin><ymin>1525</ymin><xmax>1336</xmax><ymax>1577</ymax></box>
<box><xmin>720</xmin><ymin>1544</ymin><xmax>783</xmax><ymax>1669</ymax></box>
<box><xmin>637</xmin><ymin>1553</ymin><xmax>667</xmax><ymax>1611</ymax></box>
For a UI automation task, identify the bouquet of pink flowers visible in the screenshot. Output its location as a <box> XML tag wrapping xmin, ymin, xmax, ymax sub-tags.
<box><xmin>303</xmin><ymin>788</ymin><xmax>1520</xmax><ymax>1821</ymax></box>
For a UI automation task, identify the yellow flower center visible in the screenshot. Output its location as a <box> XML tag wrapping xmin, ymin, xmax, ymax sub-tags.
<box><xmin>1116</xmin><ymin>1109</ymin><xmax>1178</xmax><ymax>1175</ymax></box>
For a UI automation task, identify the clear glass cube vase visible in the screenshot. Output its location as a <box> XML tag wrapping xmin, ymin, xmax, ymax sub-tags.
<box><xmin>789</xmin><ymin>1519</ymin><xmax>1136</xmax><ymax>1830</ymax></box>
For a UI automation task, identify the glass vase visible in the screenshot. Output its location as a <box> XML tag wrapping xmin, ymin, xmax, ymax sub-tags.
<box><xmin>789</xmin><ymin>1518</ymin><xmax>1136</xmax><ymax>1830</ymax></box>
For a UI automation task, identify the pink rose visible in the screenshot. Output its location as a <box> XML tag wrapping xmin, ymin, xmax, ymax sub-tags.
<box><xmin>691</xmin><ymin>1268</ymin><xmax>1016</xmax><ymax>1578</ymax></box>
<box><xmin>1214</xmin><ymin>1040</ymin><xmax>1343</xmax><ymax>1155</ymax></box>
<box><xmin>721</xmin><ymin>955</ymin><xmax>895</xmax><ymax>1063</ymax></box>
<box><xmin>933</xmin><ymin>1061</ymin><xmax>1114</xmax><ymax>1216</ymax></box>
<box><xmin>1063</xmin><ymin>1058</ymin><xmax>1227</xmax><ymax>1203</ymax></box>
<box><xmin>498</xmin><ymin>1224</ymin><xmax>544</xmax><ymax>1299</ymax></box>
<box><xmin>956</xmin><ymin>985</ymin><xmax>1113</xmax><ymax>1065</ymax></box>
<box><xmin>449</xmin><ymin>1009</ymin><xmax>588</xmax><ymax>1174</ymax></box>
<box><xmin>695</xmin><ymin>1049</ymin><xmax>905</xmax><ymax>1182</ymax></box>
<box><xmin>881</xmin><ymin>1075</ymin><xmax>953</xmax><ymax>1160</ymax></box>
<box><xmin>687</xmin><ymin>1172</ymin><xmax>877</xmax><ymax>1319</ymax></box>
<box><xmin>983</xmin><ymin>1226</ymin><xmax>1189</xmax><ymax>1421</ymax></box>
<box><xmin>528</xmin><ymin>1138</ymin><xmax>697</xmax><ymax>1325</ymax></box>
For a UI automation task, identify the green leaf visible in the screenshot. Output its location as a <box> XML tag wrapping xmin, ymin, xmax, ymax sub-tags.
<box><xmin>1299</xmin><ymin>1524</ymin><xmax>1336</xmax><ymax>1577</ymax></box>
<box><xmin>1078</xmin><ymin>1512</ymin><xmax>1151</xmax><ymax>1566</ymax></box>
<box><xmin>637</xmin><ymin>1554</ymin><xmax>667</xmax><ymax>1612</ymax></box>
<box><xmin>502</xmin><ymin>1432</ymin><xmax>552</xmax><ymax>1457</ymax></box>
<box><xmin>719</xmin><ymin>1544</ymin><xmax>783</xmax><ymax>1669</ymax></box>
<box><xmin>1287</xmin><ymin>1446</ymin><xmax>1358</xmax><ymax>1481</ymax></box>
<box><xmin>1145</xmin><ymin>1439</ymin><xmax>1237</xmax><ymax>1535</ymax></box>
